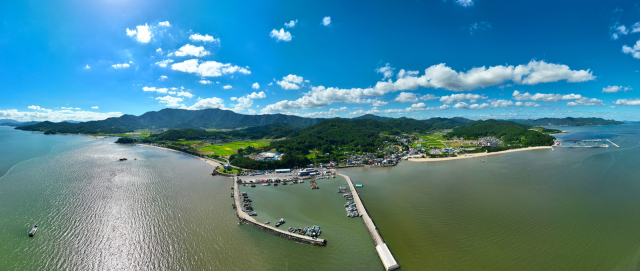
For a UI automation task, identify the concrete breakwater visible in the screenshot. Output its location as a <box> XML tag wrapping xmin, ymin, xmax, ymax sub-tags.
<box><xmin>336</xmin><ymin>172</ymin><xmax>400</xmax><ymax>271</ymax></box>
<box><xmin>232</xmin><ymin>177</ymin><xmax>327</xmax><ymax>247</ymax></box>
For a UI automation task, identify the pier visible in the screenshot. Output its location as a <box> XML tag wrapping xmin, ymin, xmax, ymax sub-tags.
<box><xmin>607</xmin><ymin>139</ymin><xmax>620</xmax><ymax>148</ymax></box>
<box><xmin>336</xmin><ymin>172</ymin><xmax>400</xmax><ymax>271</ymax></box>
<box><xmin>232</xmin><ymin>177</ymin><xmax>326</xmax><ymax>246</ymax></box>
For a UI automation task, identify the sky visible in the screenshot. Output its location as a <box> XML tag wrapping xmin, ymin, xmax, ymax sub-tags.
<box><xmin>1</xmin><ymin>0</ymin><xmax>640</xmax><ymax>122</ymax></box>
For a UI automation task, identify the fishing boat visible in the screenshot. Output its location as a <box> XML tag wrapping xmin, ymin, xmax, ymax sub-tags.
<box><xmin>264</xmin><ymin>221</ymin><xmax>270</xmax><ymax>224</ymax></box>
<box><xmin>29</xmin><ymin>225</ymin><xmax>38</xmax><ymax>237</ymax></box>
<box><xmin>119</xmin><ymin>158</ymin><xmax>127</xmax><ymax>161</ymax></box>
<box><xmin>249</xmin><ymin>212</ymin><xmax>257</xmax><ymax>216</ymax></box>
<box><xmin>275</xmin><ymin>218</ymin><xmax>285</xmax><ymax>227</ymax></box>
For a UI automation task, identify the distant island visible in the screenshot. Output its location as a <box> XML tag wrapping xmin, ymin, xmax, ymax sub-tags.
<box><xmin>509</xmin><ymin>117</ymin><xmax>624</xmax><ymax>127</ymax></box>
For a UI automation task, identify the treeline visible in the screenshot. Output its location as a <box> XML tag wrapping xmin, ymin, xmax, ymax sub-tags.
<box><xmin>269</xmin><ymin>119</ymin><xmax>391</xmax><ymax>155</ymax></box>
<box><xmin>17</xmin><ymin>121</ymin><xmax>130</xmax><ymax>134</ymax></box>
<box><xmin>447</xmin><ymin>120</ymin><xmax>555</xmax><ymax>146</ymax></box>
<box><xmin>150</xmin><ymin>126</ymin><xmax>296</xmax><ymax>141</ymax></box>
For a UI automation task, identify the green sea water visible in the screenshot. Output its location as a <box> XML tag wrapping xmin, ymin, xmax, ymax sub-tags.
<box><xmin>2</xmin><ymin>124</ymin><xmax>640</xmax><ymax>270</ymax></box>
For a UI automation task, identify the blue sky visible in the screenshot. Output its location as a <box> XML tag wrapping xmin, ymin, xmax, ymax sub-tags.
<box><xmin>1</xmin><ymin>0</ymin><xmax>640</xmax><ymax>122</ymax></box>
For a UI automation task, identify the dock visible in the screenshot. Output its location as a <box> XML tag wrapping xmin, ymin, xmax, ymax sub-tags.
<box><xmin>232</xmin><ymin>177</ymin><xmax>326</xmax><ymax>246</ymax></box>
<box><xmin>607</xmin><ymin>139</ymin><xmax>620</xmax><ymax>148</ymax></box>
<box><xmin>336</xmin><ymin>172</ymin><xmax>400</xmax><ymax>271</ymax></box>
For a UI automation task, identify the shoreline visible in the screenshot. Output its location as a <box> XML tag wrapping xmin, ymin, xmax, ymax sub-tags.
<box><xmin>408</xmin><ymin>146</ymin><xmax>552</xmax><ymax>162</ymax></box>
<box><xmin>139</xmin><ymin>144</ymin><xmax>223</xmax><ymax>168</ymax></box>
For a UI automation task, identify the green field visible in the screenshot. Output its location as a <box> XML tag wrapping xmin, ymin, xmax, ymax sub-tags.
<box><xmin>197</xmin><ymin>140</ymin><xmax>270</xmax><ymax>156</ymax></box>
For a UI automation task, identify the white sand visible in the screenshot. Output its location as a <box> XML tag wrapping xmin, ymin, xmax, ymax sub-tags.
<box><xmin>408</xmin><ymin>146</ymin><xmax>552</xmax><ymax>162</ymax></box>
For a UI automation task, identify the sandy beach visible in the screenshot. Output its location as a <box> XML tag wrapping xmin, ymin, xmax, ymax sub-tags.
<box><xmin>140</xmin><ymin>144</ymin><xmax>223</xmax><ymax>168</ymax></box>
<box><xmin>408</xmin><ymin>146</ymin><xmax>552</xmax><ymax>162</ymax></box>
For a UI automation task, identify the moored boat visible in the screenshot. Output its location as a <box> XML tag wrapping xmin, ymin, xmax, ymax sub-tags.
<box><xmin>29</xmin><ymin>225</ymin><xmax>38</xmax><ymax>237</ymax></box>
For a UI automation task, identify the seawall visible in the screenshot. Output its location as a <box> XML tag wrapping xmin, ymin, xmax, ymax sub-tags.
<box><xmin>336</xmin><ymin>172</ymin><xmax>400</xmax><ymax>271</ymax></box>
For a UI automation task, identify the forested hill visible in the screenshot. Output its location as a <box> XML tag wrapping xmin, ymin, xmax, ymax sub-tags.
<box><xmin>447</xmin><ymin>120</ymin><xmax>556</xmax><ymax>146</ymax></box>
<box><xmin>510</xmin><ymin>117</ymin><xmax>624</xmax><ymax>127</ymax></box>
<box><xmin>17</xmin><ymin>108</ymin><xmax>328</xmax><ymax>134</ymax></box>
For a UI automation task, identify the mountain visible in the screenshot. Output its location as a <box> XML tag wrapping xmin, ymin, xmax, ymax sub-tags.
<box><xmin>0</xmin><ymin>119</ymin><xmax>39</xmax><ymax>127</ymax></box>
<box><xmin>509</xmin><ymin>117</ymin><xmax>624</xmax><ymax>127</ymax></box>
<box><xmin>353</xmin><ymin>114</ymin><xmax>393</xmax><ymax>122</ymax></box>
<box><xmin>17</xmin><ymin>108</ymin><xmax>329</xmax><ymax>134</ymax></box>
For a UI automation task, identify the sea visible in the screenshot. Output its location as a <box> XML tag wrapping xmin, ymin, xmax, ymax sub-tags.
<box><xmin>1</xmin><ymin>124</ymin><xmax>640</xmax><ymax>270</ymax></box>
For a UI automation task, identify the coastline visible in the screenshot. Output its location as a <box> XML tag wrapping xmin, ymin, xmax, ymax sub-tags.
<box><xmin>408</xmin><ymin>146</ymin><xmax>552</xmax><ymax>162</ymax></box>
<box><xmin>139</xmin><ymin>144</ymin><xmax>223</xmax><ymax>168</ymax></box>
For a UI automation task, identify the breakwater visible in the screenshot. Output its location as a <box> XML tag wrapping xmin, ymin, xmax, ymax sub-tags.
<box><xmin>607</xmin><ymin>139</ymin><xmax>620</xmax><ymax>148</ymax></box>
<box><xmin>336</xmin><ymin>172</ymin><xmax>400</xmax><ymax>271</ymax></box>
<box><xmin>232</xmin><ymin>177</ymin><xmax>327</xmax><ymax>246</ymax></box>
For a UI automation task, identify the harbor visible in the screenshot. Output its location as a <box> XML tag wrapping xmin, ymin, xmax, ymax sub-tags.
<box><xmin>232</xmin><ymin>176</ymin><xmax>327</xmax><ymax>246</ymax></box>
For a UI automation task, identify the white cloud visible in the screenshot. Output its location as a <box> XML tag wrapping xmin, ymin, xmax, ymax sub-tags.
<box><xmin>372</xmin><ymin>100</ymin><xmax>388</xmax><ymax>107</ymax></box>
<box><xmin>83</xmin><ymin>65</ymin><xmax>90</xmax><ymax>70</ymax></box>
<box><xmin>252</xmin><ymin>82</ymin><xmax>260</xmax><ymax>89</ymax></box>
<box><xmin>199</xmin><ymin>80</ymin><xmax>213</xmax><ymax>84</ymax></box>
<box><xmin>173</xmin><ymin>44</ymin><xmax>210</xmax><ymax>57</ymax></box>
<box><xmin>247</xmin><ymin>109</ymin><xmax>257</xmax><ymax>114</ymax></box>
<box><xmin>261</xmin><ymin>60</ymin><xmax>594</xmax><ymax>113</ymax></box>
<box><xmin>322</xmin><ymin>16</ymin><xmax>331</xmax><ymax>26</ymax></box>
<box><xmin>159</xmin><ymin>75</ymin><xmax>168</xmax><ymax>81</ymax></box>
<box><xmin>284</xmin><ymin>20</ymin><xmax>298</xmax><ymax>28</ymax></box>
<box><xmin>611</xmin><ymin>24</ymin><xmax>629</xmax><ymax>40</ymax></box>
<box><xmin>515</xmin><ymin>102</ymin><xmax>540</xmax><ymax>107</ymax></box>
<box><xmin>376</xmin><ymin>63</ymin><xmax>395</xmax><ymax>80</ymax></box>
<box><xmin>126</xmin><ymin>23</ymin><xmax>152</xmax><ymax>43</ymax></box>
<box><xmin>158</xmin><ymin>21</ymin><xmax>171</xmax><ymax>27</ymax></box>
<box><xmin>223</xmin><ymin>85</ymin><xmax>232</xmax><ymax>89</ymax></box>
<box><xmin>440</xmin><ymin>93</ymin><xmax>488</xmax><ymax>104</ymax></box>
<box><xmin>456</xmin><ymin>0</ymin><xmax>474</xmax><ymax>7</ymax></box>
<box><xmin>419</xmin><ymin>94</ymin><xmax>438</xmax><ymax>101</ymax></box>
<box><xmin>230</xmin><ymin>92</ymin><xmax>266</xmax><ymax>112</ymax></box>
<box><xmin>622</xmin><ymin>40</ymin><xmax>640</xmax><ymax>59</ymax></box>
<box><xmin>142</xmin><ymin>86</ymin><xmax>168</xmax><ymax>93</ymax></box>
<box><xmin>189</xmin><ymin>33</ymin><xmax>219</xmax><ymax>43</ymax></box>
<box><xmin>602</xmin><ymin>85</ymin><xmax>632</xmax><ymax>93</ymax></box>
<box><xmin>0</xmin><ymin>108</ymin><xmax>122</xmax><ymax>122</ymax></box>
<box><xmin>613</xmin><ymin>99</ymin><xmax>640</xmax><ymax>106</ymax></box>
<box><xmin>567</xmin><ymin>98</ymin><xmax>605</xmax><ymax>107</ymax></box>
<box><xmin>171</xmin><ymin>59</ymin><xmax>250</xmax><ymax>77</ymax></box>
<box><xmin>270</xmin><ymin>28</ymin><xmax>292</xmax><ymax>42</ymax></box>
<box><xmin>268</xmin><ymin>82</ymin><xmax>273</xmax><ymax>86</ymax></box>
<box><xmin>188</xmin><ymin>97</ymin><xmax>225</xmax><ymax>110</ymax></box>
<box><xmin>469</xmin><ymin>21</ymin><xmax>491</xmax><ymax>34</ymax></box>
<box><xmin>454</xmin><ymin>102</ymin><xmax>490</xmax><ymax>109</ymax></box>
<box><xmin>512</xmin><ymin>90</ymin><xmax>583</xmax><ymax>102</ymax></box>
<box><xmin>91</xmin><ymin>106</ymin><xmax>99</xmax><ymax>109</ymax></box>
<box><xmin>176</xmin><ymin>91</ymin><xmax>194</xmax><ymax>98</ymax></box>
<box><xmin>247</xmin><ymin>91</ymin><xmax>266</xmax><ymax>99</ymax></box>
<box><xmin>490</xmin><ymin>99</ymin><xmax>514</xmax><ymax>108</ymax></box>
<box><xmin>155</xmin><ymin>59</ymin><xmax>174</xmax><ymax>68</ymax></box>
<box><xmin>393</xmin><ymin>92</ymin><xmax>419</xmax><ymax>103</ymax></box>
<box><xmin>28</xmin><ymin>105</ymin><xmax>49</xmax><ymax>111</ymax></box>
<box><xmin>156</xmin><ymin>96</ymin><xmax>184</xmax><ymax>107</ymax></box>
<box><xmin>277</xmin><ymin>74</ymin><xmax>304</xmax><ymax>90</ymax></box>
<box><xmin>633</xmin><ymin>22</ymin><xmax>640</xmax><ymax>33</ymax></box>
<box><xmin>397</xmin><ymin>69</ymin><xmax>419</xmax><ymax>79</ymax></box>
<box><xmin>156</xmin><ymin>48</ymin><xmax>163</xmax><ymax>54</ymax></box>
<box><xmin>111</xmin><ymin>63</ymin><xmax>130</xmax><ymax>69</ymax></box>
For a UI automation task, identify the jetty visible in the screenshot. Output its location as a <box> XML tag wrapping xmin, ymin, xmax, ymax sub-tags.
<box><xmin>232</xmin><ymin>177</ymin><xmax>326</xmax><ymax>246</ymax></box>
<box><xmin>607</xmin><ymin>139</ymin><xmax>620</xmax><ymax>148</ymax></box>
<box><xmin>336</xmin><ymin>172</ymin><xmax>400</xmax><ymax>271</ymax></box>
